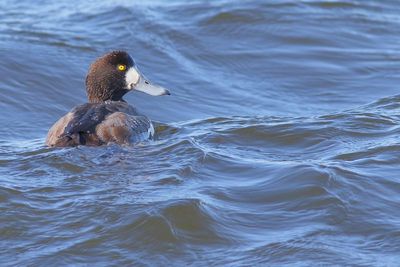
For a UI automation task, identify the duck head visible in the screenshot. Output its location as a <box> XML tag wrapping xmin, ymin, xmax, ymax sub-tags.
<box><xmin>85</xmin><ymin>50</ymin><xmax>170</xmax><ymax>103</ymax></box>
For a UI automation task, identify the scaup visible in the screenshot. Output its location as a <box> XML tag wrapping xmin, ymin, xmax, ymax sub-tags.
<box><xmin>46</xmin><ymin>50</ymin><xmax>170</xmax><ymax>147</ymax></box>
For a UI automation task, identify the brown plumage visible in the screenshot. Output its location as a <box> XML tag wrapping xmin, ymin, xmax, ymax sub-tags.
<box><xmin>46</xmin><ymin>51</ymin><xmax>170</xmax><ymax>147</ymax></box>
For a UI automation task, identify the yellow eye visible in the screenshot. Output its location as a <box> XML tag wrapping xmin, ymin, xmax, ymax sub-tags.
<box><xmin>118</xmin><ymin>64</ymin><xmax>126</xmax><ymax>71</ymax></box>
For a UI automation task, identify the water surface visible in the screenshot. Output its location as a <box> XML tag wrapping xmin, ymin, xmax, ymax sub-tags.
<box><xmin>1</xmin><ymin>0</ymin><xmax>400</xmax><ymax>266</ymax></box>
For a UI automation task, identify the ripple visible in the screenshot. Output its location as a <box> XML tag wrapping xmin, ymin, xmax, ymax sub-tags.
<box><xmin>202</xmin><ymin>10</ymin><xmax>264</xmax><ymax>25</ymax></box>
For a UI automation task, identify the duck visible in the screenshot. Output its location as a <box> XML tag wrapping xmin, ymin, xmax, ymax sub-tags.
<box><xmin>46</xmin><ymin>50</ymin><xmax>170</xmax><ymax>147</ymax></box>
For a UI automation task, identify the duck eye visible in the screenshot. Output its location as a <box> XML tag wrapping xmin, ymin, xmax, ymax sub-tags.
<box><xmin>117</xmin><ymin>64</ymin><xmax>126</xmax><ymax>71</ymax></box>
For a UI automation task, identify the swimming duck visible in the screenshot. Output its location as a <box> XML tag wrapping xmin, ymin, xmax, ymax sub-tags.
<box><xmin>46</xmin><ymin>51</ymin><xmax>170</xmax><ymax>147</ymax></box>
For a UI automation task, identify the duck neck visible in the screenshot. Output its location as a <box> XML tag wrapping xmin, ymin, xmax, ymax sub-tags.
<box><xmin>87</xmin><ymin>88</ymin><xmax>128</xmax><ymax>103</ymax></box>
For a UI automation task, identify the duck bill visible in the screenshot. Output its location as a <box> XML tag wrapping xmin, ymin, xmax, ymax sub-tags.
<box><xmin>135</xmin><ymin>76</ymin><xmax>171</xmax><ymax>96</ymax></box>
<box><xmin>125</xmin><ymin>66</ymin><xmax>171</xmax><ymax>96</ymax></box>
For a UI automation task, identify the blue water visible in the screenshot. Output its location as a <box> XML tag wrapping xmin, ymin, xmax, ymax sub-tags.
<box><xmin>1</xmin><ymin>0</ymin><xmax>400</xmax><ymax>266</ymax></box>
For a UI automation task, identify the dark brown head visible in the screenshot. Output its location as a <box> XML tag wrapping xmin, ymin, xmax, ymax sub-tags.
<box><xmin>85</xmin><ymin>51</ymin><xmax>170</xmax><ymax>103</ymax></box>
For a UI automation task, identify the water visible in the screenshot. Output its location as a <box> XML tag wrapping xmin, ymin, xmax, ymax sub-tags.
<box><xmin>1</xmin><ymin>0</ymin><xmax>400</xmax><ymax>265</ymax></box>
